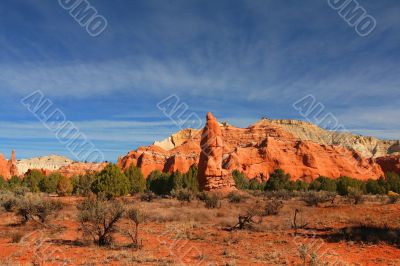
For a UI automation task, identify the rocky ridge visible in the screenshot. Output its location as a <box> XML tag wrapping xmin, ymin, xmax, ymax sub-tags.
<box><xmin>16</xmin><ymin>155</ymin><xmax>74</xmax><ymax>175</ymax></box>
<box><xmin>118</xmin><ymin>114</ymin><xmax>385</xmax><ymax>182</ymax></box>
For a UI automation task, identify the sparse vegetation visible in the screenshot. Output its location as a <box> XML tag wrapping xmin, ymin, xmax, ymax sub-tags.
<box><xmin>228</xmin><ymin>191</ymin><xmax>244</xmax><ymax>203</ymax></box>
<box><xmin>302</xmin><ymin>191</ymin><xmax>336</xmax><ymax>207</ymax></box>
<box><xmin>15</xmin><ymin>193</ymin><xmax>63</xmax><ymax>225</ymax></box>
<box><xmin>126</xmin><ymin>207</ymin><xmax>146</xmax><ymax>248</ymax></box>
<box><xmin>72</xmin><ymin>172</ymin><xmax>96</xmax><ymax>196</ymax></box>
<box><xmin>201</xmin><ymin>192</ymin><xmax>220</xmax><ymax>209</ymax></box>
<box><xmin>91</xmin><ymin>164</ymin><xmax>130</xmax><ymax>198</ymax></box>
<box><xmin>264</xmin><ymin>199</ymin><xmax>283</xmax><ymax>215</ymax></box>
<box><xmin>77</xmin><ymin>196</ymin><xmax>125</xmax><ymax>246</ymax></box>
<box><xmin>125</xmin><ymin>165</ymin><xmax>146</xmax><ymax>194</ymax></box>
<box><xmin>173</xmin><ymin>188</ymin><xmax>194</xmax><ymax>203</ymax></box>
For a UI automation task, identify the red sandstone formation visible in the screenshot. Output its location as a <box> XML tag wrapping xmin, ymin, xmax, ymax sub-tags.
<box><xmin>197</xmin><ymin>113</ymin><xmax>236</xmax><ymax>191</ymax></box>
<box><xmin>0</xmin><ymin>154</ymin><xmax>10</xmax><ymax>179</ymax></box>
<box><xmin>58</xmin><ymin>162</ymin><xmax>107</xmax><ymax>178</ymax></box>
<box><xmin>376</xmin><ymin>155</ymin><xmax>400</xmax><ymax>174</ymax></box>
<box><xmin>25</xmin><ymin>168</ymin><xmax>52</xmax><ymax>177</ymax></box>
<box><xmin>118</xmin><ymin>114</ymin><xmax>385</xmax><ymax>182</ymax></box>
<box><xmin>8</xmin><ymin>150</ymin><xmax>19</xmax><ymax>177</ymax></box>
<box><xmin>0</xmin><ymin>150</ymin><xmax>19</xmax><ymax>179</ymax></box>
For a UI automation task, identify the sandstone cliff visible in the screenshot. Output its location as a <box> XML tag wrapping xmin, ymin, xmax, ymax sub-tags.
<box><xmin>58</xmin><ymin>162</ymin><xmax>107</xmax><ymax>178</ymax></box>
<box><xmin>118</xmin><ymin>115</ymin><xmax>385</xmax><ymax>181</ymax></box>
<box><xmin>269</xmin><ymin>119</ymin><xmax>399</xmax><ymax>158</ymax></box>
<box><xmin>16</xmin><ymin>155</ymin><xmax>73</xmax><ymax>175</ymax></box>
<box><xmin>376</xmin><ymin>155</ymin><xmax>400</xmax><ymax>175</ymax></box>
<box><xmin>0</xmin><ymin>150</ymin><xmax>19</xmax><ymax>179</ymax></box>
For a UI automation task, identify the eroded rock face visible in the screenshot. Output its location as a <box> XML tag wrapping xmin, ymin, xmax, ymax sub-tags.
<box><xmin>16</xmin><ymin>155</ymin><xmax>73</xmax><ymax>175</ymax></box>
<box><xmin>269</xmin><ymin>119</ymin><xmax>400</xmax><ymax>158</ymax></box>
<box><xmin>8</xmin><ymin>150</ymin><xmax>19</xmax><ymax>177</ymax></box>
<box><xmin>58</xmin><ymin>162</ymin><xmax>107</xmax><ymax>178</ymax></box>
<box><xmin>0</xmin><ymin>153</ymin><xmax>10</xmax><ymax>179</ymax></box>
<box><xmin>118</xmin><ymin>114</ymin><xmax>387</xmax><ymax>182</ymax></box>
<box><xmin>376</xmin><ymin>155</ymin><xmax>400</xmax><ymax>174</ymax></box>
<box><xmin>0</xmin><ymin>150</ymin><xmax>19</xmax><ymax>179</ymax></box>
<box><xmin>197</xmin><ymin>113</ymin><xmax>235</xmax><ymax>192</ymax></box>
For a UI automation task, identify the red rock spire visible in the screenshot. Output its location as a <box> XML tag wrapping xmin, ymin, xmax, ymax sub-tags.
<box><xmin>197</xmin><ymin>112</ymin><xmax>236</xmax><ymax>192</ymax></box>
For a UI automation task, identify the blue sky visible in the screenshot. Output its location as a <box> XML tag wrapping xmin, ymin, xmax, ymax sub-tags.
<box><xmin>0</xmin><ymin>0</ymin><xmax>399</xmax><ymax>161</ymax></box>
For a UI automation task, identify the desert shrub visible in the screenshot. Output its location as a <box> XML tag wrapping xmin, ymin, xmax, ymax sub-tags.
<box><xmin>23</xmin><ymin>170</ymin><xmax>45</xmax><ymax>193</ymax></box>
<box><xmin>386</xmin><ymin>172</ymin><xmax>400</xmax><ymax>194</ymax></box>
<box><xmin>39</xmin><ymin>173</ymin><xmax>62</xmax><ymax>194</ymax></box>
<box><xmin>13</xmin><ymin>186</ymin><xmax>30</xmax><ymax>197</ymax></box>
<box><xmin>264</xmin><ymin>199</ymin><xmax>283</xmax><ymax>215</ymax></box>
<box><xmin>16</xmin><ymin>194</ymin><xmax>63</xmax><ymax>224</ymax></box>
<box><xmin>309</xmin><ymin>176</ymin><xmax>337</xmax><ymax>192</ymax></box>
<box><xmin>388</xmin><ymin>191</ymin><xmax>400</xmax><ymax>204</ymax></box>
<box><xmin>7</xmin><ymin>176</ymin><xmax>23</xmax><ymax>191</ymax></box>
<box><xmin>126</xmin><ymin>207</ymin><xmax>146</xmax><ymax>248</ymax></box>
<box><xmin>77</xmin><ymin>196</ymin><xmax>125</xmax><ymax>246</ymax></box>
<box><xmin>169</xmin><ymin>171</ymin><xmax>184</xmax><ymax>190</ymax></box>
<box><xmin>302</xmin><ymin>191</ymin><xmax>336</xmax><ymax>207</ymax></box>
<box><xmin>289</xmin><ymin>180</ymin><xmax>309</xmax><ymax>192</ymax></box>
<box><xmin>91</xmin><ymin>164</ymin><xmax>130</xmax><ymax>198</ymax></box>
<box><xmin>0</xmin><ymin>176</ymin><xmax>7</xmax><ymax>190</ymax></box>
<box><xmin>72</xmin><ymin>172</ymin><xmax>97</xmax><ymax>196</ymax></box>
<box><xmin>146</xmin><ymin>170</ymin><xmax>172</xmax><ymax>195</ymax></box>
<box><xmin>202</xmin><ymin>193</ymin><xmax>220</xmax><ymax>209</ymax></box>
<box><xmin>265</xmin><ymin>169</ymin><xmax>291</xmax><ymax>191</ymax></box>
<box><xmin>248</xmin><ymin>178</ymin><xmax>265</xmax><ymax>191</ymax></box>
<box><xmin>0</xmin><ymin>192</ymin><xmax>17</xmax><ymax>212</ymax></box>
<box><xmin>232</xmin><ymin>170</ymin><xmax>249</xmax><ymax>190</ymax></box>
<box><xmin>336</xmin><ymin>176</ymin><xmax>366</xmax><ymax>196</ymax></box>
<box><xmin>366</xmin><ymin>177</ymin><xmax>387</xmax><ymax>195</ymax></box>
<box><xmin>56</xmin><ymin>175</ymin><xmax>73</xmax><ymax>196</ymax></box>
<box><xmin>265</xmin><ymin>190</ymin><xmax>293</xmax><ymax>200</ymax></box>
<box><xmin>347</xmin><ymin>187</ymin><xmax>364</xmax><ymax>205</ymax></box>
<box><xmin>124</xmin><ymin>165</ymin><xmax>146</xmax><ymax>194</ymax></box>
<box><xmin>229</xmin><ymin>202</ymin><xmax>265</xmax><ymax>231</ymax></box>
<box><xmin>140</xmin><ymin>191</ymin><xmax>156</xmax><ymax>202</ymax></box>
<box><xmin>173</xmin><ymin>188</ymin><xmax>194</xmax><ymax>203</ymax></box>
<box><xmin>228</xmin><ymin>191</ymin><xmax>244</xmax><ymax>203</ymax></box>
<box><xmin>182</xmin><ymin>165</ymin><xmax>199</xmax><ymax>192</ymax></box>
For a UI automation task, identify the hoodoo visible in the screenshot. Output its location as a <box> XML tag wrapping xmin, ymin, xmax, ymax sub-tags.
<box><xmin>197</xmin><ymin>112</ymin><xmax>236</xmax><ymax>192</ymax></box>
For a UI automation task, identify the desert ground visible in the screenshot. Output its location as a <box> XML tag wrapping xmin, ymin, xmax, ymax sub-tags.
<box><xmin>1</xmin><ymin>192</ymin><xmax>400</xmax><ymax>266</ymax></box>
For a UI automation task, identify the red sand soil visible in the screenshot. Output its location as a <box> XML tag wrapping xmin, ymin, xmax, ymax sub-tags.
<box><xmin>0</xmin><ymin>196</ymin><xmax>400</xmax><ymax>265</ymax></box>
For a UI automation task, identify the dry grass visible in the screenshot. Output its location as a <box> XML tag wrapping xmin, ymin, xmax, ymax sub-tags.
<box><xmin>0</xmin><ymin>193</ymin><xmax>399</xmax><ymax>265</ymax></box>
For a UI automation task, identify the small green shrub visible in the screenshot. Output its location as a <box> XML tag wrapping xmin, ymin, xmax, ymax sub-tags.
<box><xmin>309</xmin><ymin>176</ymin><xmax>337</xmax><ymax>192</ymax></box>
<box><xmin>264</xmin><ymin>199</ymin><xmax>283</xmax><ymax>215</ymax></box>
<box><xmin>126</xmin><ymin>207</ymin><xmax>146</xmax><ymax>248</ymax></box>
<box><xmin>39</xmin><ymin>173</ymin><xmax>62</xmax><ymax>194</ymax></box>
<box><xmin>72</xmin><ymin>172</ymin><xmax>96</xmax><ymax>196</ymax></box>
<box><xmin>125</xmin><ymin>165</ymin><xmax>146</xmax><ymax>194</ymax></box>
<box><xmin>146</xmin><ymin>170</ymin><xmax>172</xmax><ymax>195</ymax></box>
<box><xmin>16</xmin><ymin>194</ymin><xmax>63</xmax><ymax>224</ymax></box>
<box><xmin>347</xmin><ymin>187</ymin><xmax>364</xmax><ymax>205</ymax></box>
<box><xmin>302</xmin><ymin>191</ymin><xmax>336</xmax><ymax>207</ymax></box>
<box><xmin>140</xmin><ymin>192</ymin><xmax>156</xmax><ymax>202</ymax></box>
<box><xmin>23</xmin><ymin>170</ymin><xmax>46</xmax><ymax>193</ymax></box>
<box><xmin>388</xmin><ymin>191</ymin><xmax>400</xmax><ymax>204</ymax></box>
<box><xmin>337</xmin><ymin>176</ymin><xmax>366</xmax><ymax>196</ymax></box>
<box><xmin>228</xmin><ymin>191</ymin><xmax>244</xmax><ymax>203</ymax></box>
<box><xmin>265</xmin><ymin>169</ymin><xmax>291</xmax><ymax>191</ymax></box>
<box><xmin>0</xmin><ymin>192</ymin><xmax>17</xmax><ymax>212</ymax></box>
<box><xmin>91</xmin><ymin>164</ymin><xmax>130</xmax><ymax>198</ymax></box>
<box><xmin>232</xmin><ymin>170</ymin><xmax>249</xmax><ymax>190</ymax></box>
<box><xmin>77</xmin><ymin>196</ymin><xmax>125</xmax><ymax>246</ymax></box>
<box><xmin>203</xmin><ymin>193</ymin><xmax>220</xmax><ymax>209</ymax></box>
<box><xmin>56</xmin><ymin>175</ymin><xmax>73</xmax><ymax>196</ymax></box>
<box><xmin>173</xmin><ymin>188</ymin><xmax>194</xmax><ymax>203</ymax></box>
